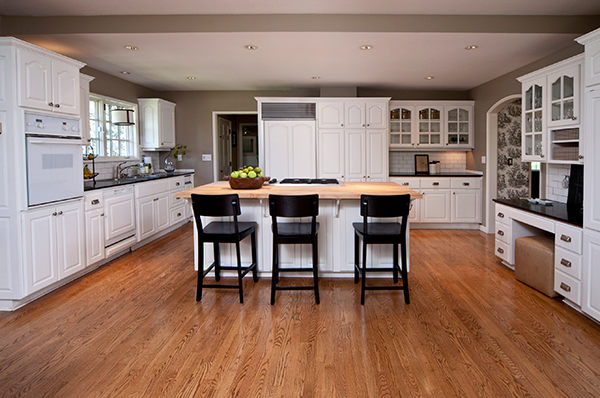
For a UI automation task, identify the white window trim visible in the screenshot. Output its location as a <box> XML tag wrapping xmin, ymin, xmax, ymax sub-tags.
<box><xmin>88</xmin><ymin>94</ymin><xmax>140</xmax><ymax>161</ymax></box>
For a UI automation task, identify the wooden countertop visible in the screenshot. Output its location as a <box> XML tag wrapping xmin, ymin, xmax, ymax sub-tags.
<box><xmin>175</xmin><ymin>181</ymin><xmax>422</xmax><ymax>200</ymax></box>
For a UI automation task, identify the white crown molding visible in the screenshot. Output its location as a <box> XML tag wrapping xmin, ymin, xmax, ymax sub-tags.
<box><xmin>516</xmin><ymin>53</ymin><xmax>584</xmax><ymax>83</ymax></box>
<box><xmin>0</xmin><ymin>36</ymin><xmax>85</xmax><ymax>68</ymax></box>
<box><xmin>576</xmin><ymin>27</ymin><xmax>600</xmax><ymax>46</ymax></box>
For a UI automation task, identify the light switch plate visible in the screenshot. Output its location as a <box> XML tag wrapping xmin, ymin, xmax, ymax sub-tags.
<box><xmin>481</xmin><ymin>156</ymin><xmax>486</xmax><ymax>164</ymax></box>
<box><xmin>202</xmin><ymin>154</ymin><xmax>212</xmax><ymax>161</ymax></box>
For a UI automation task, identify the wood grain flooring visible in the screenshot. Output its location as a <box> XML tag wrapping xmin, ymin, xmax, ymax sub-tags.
<box><xmin>1</xmin><ymin>224</ymin><xmax>600</xmax><ymax>397</ymax></box>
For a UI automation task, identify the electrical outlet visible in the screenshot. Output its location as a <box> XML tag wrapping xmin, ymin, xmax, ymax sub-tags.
<box><xmin>202</xmin><ymin>154</ymin><xmax>212</xmax><ymax>161</ymax></box>
<box><xmin>507</xmin><ymin>158</ymin><xmax>513</xmax><ymax>165</ymax></box>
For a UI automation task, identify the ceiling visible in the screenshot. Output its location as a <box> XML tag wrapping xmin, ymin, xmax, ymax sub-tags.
<box><xmin>1</xmin><ymin>0</ymin><xmax>599</xmax><ymax>92</ymax></box>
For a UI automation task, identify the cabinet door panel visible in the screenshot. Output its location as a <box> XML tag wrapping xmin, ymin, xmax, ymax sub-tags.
<box><xmin>105</xmin><ymin>194</ymin><xmax>136</xmax><ymax>241</ymax></box>
<box><xmin>23</xmin><ymin>209</ymin><xmax>58</xmax><ymax>294</ymax></box>
<box><xmin>366</xmin><ymin>129</ymin><xmax>387</xmax><ymax>181</ymax></box>
<box><xmin>584</xmin><ymin>89</ymin><xmax>600</xmax><ymax>233</ymax></box>
<box><xmin>318</xmin><ymin>129</ymin><xmax>344</xmax><ymax>179</ymax></box>
<box><xmin>156</xmin><ymin>193</ymin><xmax>170</xmax><ymax>233</ymax></box>
<box><xmin>159</xmin><ymin>103</ymin><xmax>176</xmax><ymax>147</ymax></box>
<box><xmin>85</xmin><ymin>209</ymin><xmax>105</xmax><ymax>266</ymax></box>
<box><xmin>345</xmin><ymin>129</ymin><xmax>365</xmax><ymax>181</ymax></box>
<box><xmin>137</xmin><ymin>197</ymin><xmax>156</xmax><ymax>241</ymax></box>
<box><xmin>345</xmin><ymin>102</ymin><xmax>366</xmax><ymax>128</ymax></box>
<box><xmin>451</xmin><ymin>189</ymin><xmax>481</xmax><ymax>223</ymax></box>
<box><xmin>18</xmin><ymin>51</ymin><xmax>52</xmax><ymax>111</ymax></box>
<box><xmin>318</xmin><ymin>102</ymin><xmax>344</xmax><ymax>128</ymax></box>
<box><xmin>582</xmin><ymin>231</ymin><xmax>600</xmax><ymax>322</ymax></box>
<box><xmin>57</xmin><ymin>203</ymin><xmax>85</xmax><ymax>278</ymax></box>
<box><xmin>52</xmin><ymin>61</ymin><xmax>80</xmax><ymax>115</ymax></box>
<box><xmin>420</xmin><ymin>189</ymin><xmax>451</xmax><ymax>223</ymax></box>
<box><xmin>366</xmin><ymin>101</ymin><xmax>387</xmax><ymax>129</ymax></box>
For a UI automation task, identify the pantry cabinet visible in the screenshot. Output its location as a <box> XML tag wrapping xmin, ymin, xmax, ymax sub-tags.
<box><xmin>22</xmin><ymin>201</ymin><xmax>85</xmax><ymax>295</ymax></box>
<box><xmin>138</xmin><ymin>98</ymin><xmax>176</xmax><ymax>150</ymax></box>
<box><xmin>18</xmin><ymin>49</ymin><xmax>82</xmax><ymax>116</ymax></box>
<box><xmin>318</xmin><ymin>100</ymin><xmax>387</xmax><ymax>129</ymax></box>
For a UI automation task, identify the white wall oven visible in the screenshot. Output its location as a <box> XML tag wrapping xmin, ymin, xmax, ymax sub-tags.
<box><xmin>25</xmin><ymin>112</ymin><xmax>83</xmax><ymax>207</ymax></box>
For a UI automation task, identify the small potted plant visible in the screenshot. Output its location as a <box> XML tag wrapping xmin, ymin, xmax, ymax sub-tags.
<box><xmin>164</xmin><ymin>144</ymin><xmax>187</xmax><ymax>173</ymax></box>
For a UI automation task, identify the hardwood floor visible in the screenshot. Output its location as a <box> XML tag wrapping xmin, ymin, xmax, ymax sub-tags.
<box><xmin>2</xmin><ymin>224</ymin><xmax>600</xmax><ymax>397</ymax></box>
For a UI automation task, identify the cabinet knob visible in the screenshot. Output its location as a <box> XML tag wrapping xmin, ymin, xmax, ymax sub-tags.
<box><xmin>341</xmin><ymin>124</ymin><xmax>344</xmax><ymax>127</ymax></box>
<box><xmin>559</xmin><ymin>282</ymin><xmax>571</xmax><ymax>293</ymax></box>
<box><xmin>55</xmin><ymin>104</ymin><xmax>60</xmax><ymax>108</ymax></box>
<box><xmin>101</xmin><ymin>213</ymin><xmax>104</xmax><ymax>217</ymax></box>
<box><xmin>176</xmin><ymin>182</ymin><xmax>180</xmax><ymax>186</ymax></box>
<box><xmin>48</xmin><ymin>102</ymin><xmax>54</xmax><ymax>107</ymax></box>
<box><xmin>497</xmin><ymin>230</ymin><xmax>504</xmax><ymax>236</ymax></box>
<box><xmin>498</xmin><ymin>212</ymin><xmax>505</xmax><ymax>218</ymax></box>
<box><xmin>560</xmin><ymin>258</ymin><xmax>572</xmax><ymax>268</ymax></box>
<box><xmin>578</xmin><ymin>155</ymin><xmax>584</xmax><ymax>160</ymax></box>
<box><xmin>540</xmin><ymin>154</ymin><xmax>545</xmax><ymax>158</ymax></box>
<box><xmin>572</xmin><ymin>116</ymin><xmax>577</xmax><ymax>121</ymax></box>
<box><xmin>58</xmin><ymin>211</ymin><xmax>63</xmax><ymax>215</ymax></box>
<box><xmin>497</xmin><ymin>248</ymin><xmax>504</xmax><ymax>254</ymax></box>
<box><xmin>52</xmin><ymin>212</ymin><xmax>57</xmax><ymax>216</ymax></box>
<box><xmin>154</xmin><ymin>198</ymin><xmax>159</xmax><ymax>201</ymax></box>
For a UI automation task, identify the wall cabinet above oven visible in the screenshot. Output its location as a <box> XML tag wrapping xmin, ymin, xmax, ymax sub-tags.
<box><xmin>17</xmin><ymin>45</ymin><xmax>85</xmax><ymax>116</ymax></box>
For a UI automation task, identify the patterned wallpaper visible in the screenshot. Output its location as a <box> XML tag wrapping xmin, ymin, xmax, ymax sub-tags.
<box><xmin>497</xmin><ymin>99</ymin><xmax>529</xmax><ymax>199</ymax></box>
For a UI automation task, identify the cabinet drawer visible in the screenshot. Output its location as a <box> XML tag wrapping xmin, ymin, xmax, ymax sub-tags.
<box><xmin>391</xmin><ymin>177</ymin><xmax>420</xmax><ymax>189</ymax></box>
<box><xmin>450</xmin><ymin>178</ymin><xmax>481</xmax><ymax>189</ymax></box>
<box><xmin>495</xmin><ymin>221</ymin><xmax>510</xmax><ymax>244</ymax></box>
<box><xmin>84</xmin><ymin>192</ymin><xmax>103</xmax><ymax>211</ymax></box>
<box><xmin>554</xmin><ymin>270</ymin><xmax>581</xmax><ymax>305</ymax></box>
<box><xmin>421</xmin><ymin>178</ymin><xmax>450</xmax><ymax>189</ymax></box>
<box><xmin>495</xmin><ymin>240</ymin><xmax>510</xmax><ymax>263</ymax></box>
<box><xmin>495</xmin><ymin>205</ymin><xmax>510</xmax><ymax>224</ymax></box>
<box><xmin>555</xmin><ymin>223</ymin><xmax>582</xmax><ymax>254</ymax></box>
<box><xmin>135</xmin><ymin>179</ymin><xmax>170</xmax><ymax>198</ymax></box>
<box><xmin>170</xmin><ymin>188</ymin><xmax>185</xmax><ymax>208</ymax></box>
<box><xmin>169</xmin><ymin>177</ymin><xmax>185</xmax><ymax>190</ymax></box>
<box><xmin>554</xmin><ymin>246</ymin><xmax>582</xmax><ymax>280</ymax></box>
<box><xmin>170</xmin><ymin>207</ymin><xmax>186</xmax><ymax>225</ymax></box>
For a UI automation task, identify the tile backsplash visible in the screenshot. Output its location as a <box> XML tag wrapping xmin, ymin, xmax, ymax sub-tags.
<box><xmin>546</xmin><ymin>163</ymin><xmax>571</xmax><ymax>203</ymax></box>
<box><xmin>83</xmin><ymin>151</ymin><xmax>161</xmax><ymax>180</ymax></box>
<box><xmin>389</xmin><ymin>151</ymin><xmax>467</xmax><ymax>174</ymax></box>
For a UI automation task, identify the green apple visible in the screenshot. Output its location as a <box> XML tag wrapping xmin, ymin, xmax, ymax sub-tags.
<box><xmin>248</xmin><ymin>171</ymin><xmax>257</xmax><ymax>178</ymax></box>
<box><xmin>240</xmin><ymin>172</ymin><xmax>248</xmax><ymax>178</ymax></box>
<box><xmin>254</xmin><ymin>167</ymin><xmax>261</xmax><ymax>174</ymax></box>
<box><xmin>231</xmin><ymin>171</ymin><xmax>239</xmax><ymax>178</ymax></box>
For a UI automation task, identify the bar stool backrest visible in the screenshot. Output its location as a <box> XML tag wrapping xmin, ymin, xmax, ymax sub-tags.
<box><xmin>359</xmin><ymin>194</ymin><xmax>411</xmax><ymax>219</ymax></box>
<box><xmin>269</xmin><ymin>194</ymin><xmax>319</xmax><ymax>236</ymax></box>
<box><xmin>191</xmin><ymin>193</ymin><xmax>241</xmax><ymax>234</ymax></box>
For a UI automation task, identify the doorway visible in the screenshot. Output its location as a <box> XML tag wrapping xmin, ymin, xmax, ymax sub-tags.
<box><xmin>212</xmin><ymin>112</ymin><xmax>258</xmax><ymax>181</ymax></box>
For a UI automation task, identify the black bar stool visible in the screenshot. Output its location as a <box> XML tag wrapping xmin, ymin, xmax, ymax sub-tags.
<box><xmin>191</xmin><ymin>193</ymin><xmax>258</xmax><ymax>303</ymax></box>
<box><xmin>353</xmin><ymin>194</ymin><xmax>411</xmax><ymax>305</ymax></box>
<box><xmin>269</xmin><ymin>194</ymin><xmax>320</xmax><ymax>305</ymax></box>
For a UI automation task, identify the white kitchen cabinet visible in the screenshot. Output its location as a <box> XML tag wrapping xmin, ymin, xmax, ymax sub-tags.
<box><xmin>345</xmin><ymin>102</ymin><xmax>366</xmax><ymax>128</ymax></box>
<box><xmin>318</xmin><ymin>129</ymin><xmax>345</xmax><ymax>180</ymax></box>
<box><xmin>22</xmin><ymin>201</ymin><xmax>85</xmax><ymax>295</ymax></box>
<box><xmin>138</xmin><ymin>98</ymin><xmax>176</xmax><ymax>151</ymax></box>
<box><xmin>583</xmin><ymin>88</ymin><xmax>600</xmax><ymax>233</ymax></box>
<box><xmin>547</xmin><ymin>65</ymin><xmax>581</xmax><ymax>128</ymax></box>
<box><xmin>84</xmin><ymin>191</ymin><xmax>105</xmax><ymax>266</ymax></box>
<box><xmin>582</xmin><ymin>231</ymin><xmax>600</xmax><ymax>321</ymax></box>
<box><xmin>366</xmin><ymin>129</ymin><xmax>388</xmax><ymax>181</ymax></box>
<box><xmin>420</xmin><ymin>190</ymin><xmax>451</xmax><ymax>223</ymax></box>
<box><xmin>137</xmin><ymin>193</ymin><xmax>169</xmax><ymax>241</ymax></box>
<box><xmin>168</xmin><ymin>176</ymin><xmax>188</xmax><ymax>226</ymax></box>
<box><xmin>264</xmin><ymin>120</ymin><xmax>316</xmax><ymax>180</ymax></box>
<box><xmin>521</xmin><ymin>77</ymin><xmax>547</xmax><ymax>161</ymax></box>
<box><xmin>80</xmin><ymin>73</ymin><xmax>95</xmax><ymax>145</ymax></box>
<box><xmin>344</xmin><ymin>129</ymin><xmax>366</xmax><ymax>182</ymax></box>
<box><xmin>445</xmin><ymin>105</ymin><xmax>473</xmax><ymax>149</ymax></box>
<box><xmin>18</xmin><ymin>49</ymin><xmax>82</xmax><ymax>116</ymax></box>
<box><xmin>318</xmin><ymin>100</ymin><xmax>387</xmax><ymax>130</ymax></box>
<box><xmin>451</xmin><ymin>178</ymin><xmax>482</xmax><ymax>223</ymax></box>
<box><xmin>389</xmin><ymin>106</ymin><xmax>415</xmax><ymax>149</ymax></box>
<box><xmin>318</xmin><ymin>102</ymin><xmax>345</xmax><ymax>128</ymax></box>
<box><xmin>104</xmin><ymin>188</ymin><xmax>136</xmax><ymax>245</ymax></box>
<box><xmin>576</xmin><ymin>28</ymin><xmax>600</xmax><ymax>88</ymax></box>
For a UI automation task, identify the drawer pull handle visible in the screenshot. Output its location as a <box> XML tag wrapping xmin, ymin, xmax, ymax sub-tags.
<box><xmin>433</xmin><ymin>182</ymin><xmax>440</xmax><ymax>186</ymax></box>
<box><xmin>176</xmin><ymin>182</ymin><xmax>181</xmax><ymax>186</ymax></box>
<box><xmin>462</xmin><ymin>182</ymin><xmax>470</xmax><ymax>186</ymax></box>
<box><xmin>560</xmin><ymin>282</ymin><xmax>571</xmax><ymax>293</ymax></box>
<box><xmin>560</xmin><ymin>234</ymin><xmax>572</xmax><ymax>243</ymax></box>
<box><xmin>497</xmin><ymin>230</ymin><xmax>504</xmax><ymax>236</ymax></box>
<box><xmin>497</xmin><ymin>248</ymin><xmax>504</xmax><ymax>254</ymax></box>
<box><xmin>498</xmin><ymin>212</ymin><xmax>504</xmax><ymax>218</ymax></box>
<box><xmin>560</xmin><ymin>259</ymin><xmax>572</xmax><ymax>268</ymax></box>
<box><xmin>402</xmin><ymin>182</ymin><xmax>409</xmax><ymax>186</ymax></box>
<box><xmin>91</xmin><ymin>199</ymin><xmax>100</xmax><ymax>205</ymax></box>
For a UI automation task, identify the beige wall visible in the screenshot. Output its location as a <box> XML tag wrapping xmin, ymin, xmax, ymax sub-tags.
<box><xmin>82</xmin><ymin>66</ymin><xmax>160</xmax><ymax>103</ymax></box>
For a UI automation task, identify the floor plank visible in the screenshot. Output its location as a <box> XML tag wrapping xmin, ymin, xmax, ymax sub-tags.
<box><xmin>1</xmin><ymin>225</ymin><xmax>600</xmax><ymax>397</ymax></box>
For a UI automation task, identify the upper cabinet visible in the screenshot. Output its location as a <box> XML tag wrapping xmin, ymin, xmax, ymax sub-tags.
<box><xmin>138</xmin><ymin>98</ymin><xmax>176</xmax><ymax>151</ymax></box>
<box><xmin>318</xmin><ymin>100</ymin><xmax>387</xmax><ymax>129</ymax></box>
<box><xmin>518</xmin><ymin>54</ymin><xmax>584</xmax><ymax>164</ymax></box>
<box><xmin>80</xmin><ymin>74</ymin><xmax>95</xmax><ymax>145</ymax></box>
<box><xmin>17</xmin><ymin>47</ymin><xmax>84</xmax><ymax>116</ymax></box>
<box><xmin>576</xmin><ymin>28</ymin><xmax>600</xmax><ymax>87</ymax></box>
<box><xmin>389</xmin><ymin>101</ymin><xmax>474</xmax><ymax>150</ymax></box>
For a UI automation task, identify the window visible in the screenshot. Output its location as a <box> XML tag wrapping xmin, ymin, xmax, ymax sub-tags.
<box><xmin>87</xmin><ymin>95</ymin><xmax>138</xmax><ymax>159</ymax></box>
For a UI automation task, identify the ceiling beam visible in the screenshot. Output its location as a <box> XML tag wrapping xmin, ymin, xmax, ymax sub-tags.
<box><xmin>2</xmin><ymin>14</ymin><xmax>599</xmax><ymax>35</ymax></box>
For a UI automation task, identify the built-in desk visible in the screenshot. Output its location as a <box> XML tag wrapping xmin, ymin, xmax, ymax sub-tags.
<box><xmin>494</xmin><ymin>199</ymin><xmax>583</xmax><ymax>307</ymax></box>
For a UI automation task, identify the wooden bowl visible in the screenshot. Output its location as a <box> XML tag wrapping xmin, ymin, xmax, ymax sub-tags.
<box><xmin>228</xmin><ymin>176</ymin><xmax>268</xmax><ymax>189</ymax></box>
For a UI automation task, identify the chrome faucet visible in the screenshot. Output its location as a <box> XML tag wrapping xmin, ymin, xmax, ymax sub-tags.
<box><xmin>115</xmin><ymin>161</ymin><xmax>127</xmax><ymax>179</ymax></box>
<box><xmin>115</xmin><ymin>161</ymin><xmax>140</xmax><ymax>180</ymax></box>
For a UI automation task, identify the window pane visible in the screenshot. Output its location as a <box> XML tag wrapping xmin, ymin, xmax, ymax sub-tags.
<box><xmin>448</xmin><ymin>108</ymin><xmax>458</xmax><ymax>121</ymax></box>
<box><xmin>459</xmin><ymin>109</ymin><xmax>469</xmax><ymax>121</ymax></box>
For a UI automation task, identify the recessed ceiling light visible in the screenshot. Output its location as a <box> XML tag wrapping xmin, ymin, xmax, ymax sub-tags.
<box><xmin>120</xmin><ymin>71</ymin><xmax>130</xmax><ymax>75</ymax></box>
<box><xmin>311</xmin><ymin>76</ymin><xmax>320</xmax><ymax>80</ymax></box>
<box><xmin>245</xmin><ymin>45</ymin><xmax>257</xmax><ymax>50</ymax></box>
<box><xmin>465</xmin><ymin>45</ymin><xmax>478</xmax><ymax>50</ymax></box>
<box><xmin>424</xmin><ymin>76</ymin><xmax>434</xmax><ymax>80</ymax></box>
<box><xmin>187</xmin><ymin>76</ymin><xmax>196</xmax><ymax>80</ymax></box>
<box><xmin>123</xmin><ymin>45</ymin><xmax>138</xmax><ymax>51</ymax></box>
<box><xmin>360</xmin><ymin>45</ymin><xmax>373</xmax><ymax>50</ymax></box>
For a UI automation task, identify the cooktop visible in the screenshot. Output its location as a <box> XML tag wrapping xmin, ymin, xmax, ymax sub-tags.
<box><xmin>279</xmin><ymin>178</ymin><xmax>340</xmax><ymax>185</ymax></box>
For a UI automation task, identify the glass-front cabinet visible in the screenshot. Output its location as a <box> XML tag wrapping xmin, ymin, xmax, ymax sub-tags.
<box><xmin>521</xmin><ymin>77</ymin><xmax>547</xmax><ymax>161</ymax></box>
<box><xmin>547</xmin><ymin>64</ymin><xmax>581</xmax><ymax>128</ymax></box>
<box><xmin>416</xmin><ymin>106</ymin><xmax>443</xmax><ymax>148</ymax></box>
<box><xmin>445</xmin><ymin>105</ymin><xmax>473</xmax><ymax>149</ymax></box>
<box><xmin>389</xmin><ymin>106</ymin><xmax>415</xmax><ymax>148</ymax></box>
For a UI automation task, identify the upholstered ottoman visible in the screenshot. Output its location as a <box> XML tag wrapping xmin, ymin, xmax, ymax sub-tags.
<box><xmin>515</xmin><ymin>235</ymin><xmax>558</xmax><ymax>298</ymax></box>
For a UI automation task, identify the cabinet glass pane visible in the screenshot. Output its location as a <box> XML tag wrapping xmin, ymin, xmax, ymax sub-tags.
<box><xmin>564</xmin><ymin>76</ymin><xmax>574</xmax><ymax>98</ymax></box>
<box><xmin>534</xmin><ymin>134</ymin><xmax>543</xmax><ymax>156</ymax></box>
<box><xmin>448</xmin><ymin>134</ymin><xmax>458</xmax><ymax>144</ymax></box>
<box><xmin>431</xmin><ymin>109</ymin><xmax>440</xmax><ymax>120</ymax></box>
<box><xmin>534</xmin><ymin>111</ymin><xmax>542</xmax><ymax>132</ymax></box>
<box><xmin>459</xmin><ymin>134</ymin><xmax>469</xmax><ymax>144</ymax></box>
<box><xmin>401</xmin><ymin>134</ymin><xmax>412</xmax><ymax>144</ymax></box>
<box><xmin>448</xmin><ymin>122</ymin><xmax>458</xmax><ymax>133</ymax></box>
<box><xmin>431</xmin><ymin>122</ymin><xmax>440</xmax><ymax>133</ymax></box>
<box><xmin>459</xmin><ymin>109</ymin><xmax>469</xmax><ymax>121</ymax></box>
<box><xmin>534</xmin><ymin>85</ymin><xmax>543</xmax><ymax>109</ymax></box>
<box><xmin>390</xmin><ymin>122</ymin><xmax>400</xmax><ymax>132</ymax></box>
<box><xmin>431</xmin><ymin>134</ymin><xmax>441</xmax><ymax>144</ymax></box>
<box><xmin>390</xmin><ymin>134</ymin><xmax>400</xmax><ymax>144</ymax></box>
<box><xmin>564</xmin><ymin>100</ymin><xmax>574</xmax><ymax>120</ymax></box>
<box><xmin>526</xmin><ymin>113</ymin><xmax>532</xmax><ymax>133</ymax></box>
<box><xmin>552</xmin><ymin>78</ymin><xmax>561</xmax><ymax>101</ymax></box>
<box><xmin>459</xmin><ymin>122</ymin><xmax>469</xmax><ymax>133</ymax></box>
<box><xmin>401</xmin><ymin>108</ymin><xmax>411</xmax><ymax>120</ymax></box>
<box><xmin>419</xmin><ymin>109</ymin><xmax>429</xmax><ymax>120</ymax></box>
<box><xmin>525</xmin><ymin>87</ymin><xmax>533</xmax><ymax>111</ymax></box>
<box><xmin>526</xmin><ymin>135</ymin><xmax>533</xmax><ymax>155</ymax></box>
<box><xmin>419</xmin><ymin>134</ymin><xmax>429</xmax><ymax>144</ymax></box>
<box><xmin>552</xmin><ymin>103</ymin><xmax>561</xmax><ymax>121</ymax></box>
<box><xmin>390</xmin><ymin>108</ymin><xmax>400</xmax><ymax>119</ymax></box>
<box><xmin>419</xmin><ymin>122</ymin><xmax>429</xmax><ymax>132</ymax></box>
<box><xmin>448</xmin><ymin>109</ymin><xmax>458</xmax><ymax>121</ymax></box>
<box><xmin>401</xmin><ymin>122</ymin><xmax>411</xmax><ymax>132</ymax></box>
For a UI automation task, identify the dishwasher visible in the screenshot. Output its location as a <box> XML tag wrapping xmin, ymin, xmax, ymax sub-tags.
<box><xmin>103</xmin><ymin>185</ymin><xmax>137</xmax><ymax>257</ymax></box>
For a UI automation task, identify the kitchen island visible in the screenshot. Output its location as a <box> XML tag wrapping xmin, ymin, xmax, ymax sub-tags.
<box><xmin>176</xmin><ymin>182</ymin><xmax>422</xmax><ymax>276</ymax></box>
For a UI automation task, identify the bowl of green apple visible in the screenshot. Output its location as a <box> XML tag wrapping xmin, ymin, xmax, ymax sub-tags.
<box><xmin>228</xmin><ymin>166</ymin><xmax>268</xmax><ymax>189</ymax></box>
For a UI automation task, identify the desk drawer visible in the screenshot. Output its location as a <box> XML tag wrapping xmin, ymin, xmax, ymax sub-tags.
<box><xmin>554</xmin><ymin>270</ymin><xmax>581</xmax><ymax>305</ymax></box>
<box><xmin>495</xmin><ymin>221</ymin><xmax>510</xmax><ymax>244</ymax></box>
<box><xmin>555</xmin><ymin>223</ymin><xmax>582</xmax><ymax>254</ymax></box>
<box><xmin>495</xmin><ymin>205</ymin><xmax>510</xmax><ymax>224</ymax></box>
<box><xmin>554</xmin><ymin>246</ymin><xmax>582</xmax><ymax>280</ymax></box>
<box><xmin>495</xmin><ymin>240</ymin><xmax>510</xmax><ymax>263</ymax></box>
<box><xmin>421</xmin><ymin>178</ymin><xmax>450</xmax><ymax>189</ymax></box>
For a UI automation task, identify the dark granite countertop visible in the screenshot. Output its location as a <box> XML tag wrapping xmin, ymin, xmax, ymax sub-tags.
<box><xmin>389</xmin><ymin>172</ymin><xmax>483</xmax><ymax>178</ymax></box>
<box><xmin>493</xmin><ymin>198</ymin><xmax>583</xmax><ymax>228</ymax></box>
<box><xmin>84</xmin><ymin>171</ymin><xmax>193</xmax><ymax>191</ymax></box>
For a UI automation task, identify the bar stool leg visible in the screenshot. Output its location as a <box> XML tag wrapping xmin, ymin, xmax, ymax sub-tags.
<box><xmin>312</xmin><ymin>237</ymin><xmax>320</xmax><ymax>305</ymax></box>
<box><xmin>271</xmin><ymin>240</ymin><xmax>278</xmax><ymax>305</ymax></box>
<box><xmin>393</xmin><ymin>243</ymin><xmax>399</xmax><ymax>284</ymax></box>
<box><xmin>361</xmin><ymin>237</ymin><xmax>367</xmax><ymax>305</ymax></box>
<box><xmin>197</xmin><ymin>241</ymin><xmax>204</xmax><ymax>301</ymax></box>
<box><xmin>354</xmin><ymin>232</ymin><xmax>360</xmax><ymax>284</ymax></box>
<box><xmin>401</xmin><ymin>241</ymin><xmax>410</xmax><ymax>304</ymax></box>
<box><xmin>251</xmin><ymin>231</ymin><xmax>258</xmax><ymax>282</ymax></box>
<box><xmin>235</xmin><ymin>240</ymin><xmax>244</xmax><ymax>304</ymax></box>
<box><xmin>213</xmin><ymin>242</ymin><xmax>221</xmax><ymax>282</ymax></box>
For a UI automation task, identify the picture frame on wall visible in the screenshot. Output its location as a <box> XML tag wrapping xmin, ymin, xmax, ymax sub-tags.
<box><xmin>415</xmin><ymin>154</ymin><xmax>430</xmax><ymax>175</ymax></box>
